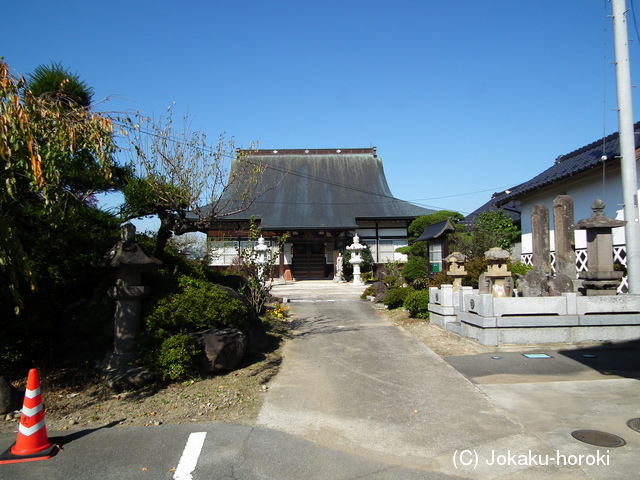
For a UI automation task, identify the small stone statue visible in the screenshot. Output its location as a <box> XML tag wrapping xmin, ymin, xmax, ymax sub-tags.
<box><xmin>333</xmin><ymin>253</ymin><xmax>345</xmax><ymax>283</ymax></box>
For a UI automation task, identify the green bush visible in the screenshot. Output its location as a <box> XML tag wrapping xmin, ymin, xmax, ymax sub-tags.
<box><xmin>462</xmin><ymin>257</ymin><xmax>488</xmax><ymax>289</ymax></box>
<box><xmin>360</xmin><ymin>285</ymin><xmax>376</xmax><ymax>300</ymax></box>
<box><xmin>382</xmin><ymin>275</ymin><xmax>402</xmax><ymax>288</ymax></box>
<box><xmin>401</xmin><ymin>256</ymin><xmax>428</xmax><ymax>285</ymax></box>
<box><xmin>145</xmin><ymin>276</ymin><xmax>248</xmax><ymax>334</ymax></box>
<box><xmin>156</xmin><ymin>334</ymin><xmax>201</xmax><ymax>380</ymax></box>
<box><xmin>383</xmin><ymin>287</ymin><xmax>414</xmax><ymax>309</ymax></box>
<box><xmin>404</xmin><ymin>290</ymin><xmax>430</xmax><ymax>319</ymax></box>
<box><xmin>508</xmin><ymin>261</ymin><xmax>532</xmax><ymax>278</ymax></box>
<box><xmin>139</xmin><ymin>276</ymin><xmax>248</xmax><ymax>380</ymax></box>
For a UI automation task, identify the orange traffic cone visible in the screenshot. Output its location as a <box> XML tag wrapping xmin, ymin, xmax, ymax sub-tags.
<box><xmin>0</xmin><ymin>369</ymin><xmax>59</xmax><ymax>464</ymax></box>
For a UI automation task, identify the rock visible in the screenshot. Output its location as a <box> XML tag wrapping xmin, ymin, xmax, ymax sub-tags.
<box><xmin>103</xmin><ymin>367</ymin><xmax>155</xmax><ymax>390</ymax></box>
<box><xmin>370</xmin><ymin>281</ymin><xmax>388</xmax><ymax>303</ymax></box>
<box><xmin>0</xmin><ymin>376</ymin><xmax>23</xmax><ymax>415</ymax></box>
<box><xmin>191</xmin><ymin>328</ymin><xmax>247</xmax><ymax>374</ymax></box>
<box><xmin>216</xmin><ymin>285</ymin><xmax>269</xmax><ymax>350</ymax></box>
<box><xmin>518</xmin><ymin>268</ymin><xmax>549</xmax><ymax>297</ymax></box>
<box><xmin>549</xmin><ymin>272</ymin><xmax>574</xmax><ymax>296</ymax></box>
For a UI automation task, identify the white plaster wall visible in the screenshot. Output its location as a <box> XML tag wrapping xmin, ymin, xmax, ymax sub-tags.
<box><xmin>519</xmin><ymin>169</ymin><xmax>629</xmax><ymax>254</ymax></box>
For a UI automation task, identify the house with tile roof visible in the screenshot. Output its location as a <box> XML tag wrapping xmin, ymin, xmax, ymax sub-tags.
<box><xmin>206</xmin><ymin>148</ymin><xmax>435</xmax><ymax>279</ymax></box>
<box><xmin>487</xmin><ymin>123</ymin><xmax>640</xmax><ymax>289</ymax></box>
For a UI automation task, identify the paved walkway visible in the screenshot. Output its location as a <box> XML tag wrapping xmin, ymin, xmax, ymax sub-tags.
<box><xmin>262</xmin><ymin>280</ymin><xmax>640</xmax><ymax>479</ymax></box>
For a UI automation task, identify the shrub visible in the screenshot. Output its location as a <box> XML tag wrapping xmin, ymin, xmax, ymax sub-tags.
<box><xmin>145</xmin><ymin>277</ymin><xmax>248</xmax><ymax>334</ymax></box>
<box><xmin>139</xmin><ymin>276</ymin><xmax>249</xmax><ymax>379</ymax></box>
<box><xmin>462</xmin><ymin>257</ymin><xmax>488</xmax><ymax>289</ymax></box>
<box><xmin>360</xmin><ymin>285</ymin><xmax>376</xmax><ymax>300</ymax></box>
<box><xmin>382</xmin><ymin>275</ymin><xmax>402</xmax><ymax>288</ymax></box>
<box><xmin>404</xmin><ymin>290</ymin><xmax>430</xmax><ymax>319</ymax></box>
<box><xmin>383</xmin><ymin>287</ymin><xmax>414</xmax><ymax>309</ymax></box>
<box><xmin>401</xmin><ymin>256</ymin><xmax>428</xmax><ymax>285</ymax></box>
<box><xmin>156</xmin><ymin>334</ymin><xmax>201</xmax><ymax>380</ymax></box>
<box><xmin>509</xmin><ymin>261</ymin><xmax>532</xmax><ymax>278</ymax></box>
<box><xmin>428</xmin><ymin>272</ymin><xmax>450</xmax><ymax>288</ymax></box>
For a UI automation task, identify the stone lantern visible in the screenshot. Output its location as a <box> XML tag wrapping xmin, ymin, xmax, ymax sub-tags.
<box><xmin>445</xmin><ymin>252</ymin><xmax>467</xmax><ymax>292</ymax></box>
<box><xmin>254</xmin><ymin>236</ymin><xmax>269</xmax><ymax>282</ymax></box>
<box><xmin>95</xmin><ymin>223</ymin><xmax>162</xmax><ymax>369</ymax></box>
<box><xmin>483</xmin><ymin>247</ymin><xmax>513</xmax><ymax>298</ymax></box>
<box><xmin>575</xmin><ymin>199</ymin><xmax>627</xmax><ymax>295</ymax></box>
<box><xmin>347</xmin><ymin>234</ymin><xmax>367</xmax><ymax>286</ymax></box>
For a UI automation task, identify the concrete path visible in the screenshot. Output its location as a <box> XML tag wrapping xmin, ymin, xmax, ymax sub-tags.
<box><xmin>261</xmin><ymin>280</ymin><xmax>640</xmax><ymax>479</ymax></box>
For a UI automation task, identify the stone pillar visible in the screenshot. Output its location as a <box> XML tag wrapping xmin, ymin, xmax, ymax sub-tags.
<box><xmin>531</xmin><ymin>204</ymin><xmax>551</xmax><ymax>274</ymax></box>
<box><xmin>519</xmin><ymin>204</ymin><xmax>554</xmax><ymax>296</ymax></box>
<box><xmin>553</xmin><ymin>195</ymin><xmax>576</xmax><ymax>279</ymax></box>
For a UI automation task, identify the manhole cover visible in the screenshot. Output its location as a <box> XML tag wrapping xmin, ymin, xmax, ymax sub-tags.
<box><xmin>627</xmin><ymin>418</ymin><xmax>640</xmax><ymax>433</ymax></box>
<box><xmin>571</xmin><ymin>430</ymin><xmax>626</xmax><ymax>447</ymax></box>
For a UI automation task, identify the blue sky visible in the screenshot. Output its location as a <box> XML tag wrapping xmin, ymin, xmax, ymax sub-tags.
<box><xmin>4</xmin><ymin>0</ymin><xmax>640</xmax><ymax>221</ymax></box>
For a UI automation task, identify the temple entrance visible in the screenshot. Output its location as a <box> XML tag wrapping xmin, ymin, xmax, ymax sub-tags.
<box><xmin>291</xmin><ymin>242</ymin><xmax>326</xmax><ymax>279</ymax></box>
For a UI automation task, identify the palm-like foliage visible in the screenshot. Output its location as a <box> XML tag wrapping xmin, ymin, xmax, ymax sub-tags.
<box><xmin>28</xmin><ymin>62</ymin><xmax>94</xmax><ymax>108</ymax></box>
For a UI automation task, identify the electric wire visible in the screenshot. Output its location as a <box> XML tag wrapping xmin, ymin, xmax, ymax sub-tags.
<box><xmin>112</xmin><ymin>118</ymin><xmax>515</xmax><ymax>213</ymax></box>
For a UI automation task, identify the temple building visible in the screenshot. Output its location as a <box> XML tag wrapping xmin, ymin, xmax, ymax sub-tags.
<box><xmin>206</xmin><ymin>147</ymin><xmax>434</xmax><ymax>280</ymax></box>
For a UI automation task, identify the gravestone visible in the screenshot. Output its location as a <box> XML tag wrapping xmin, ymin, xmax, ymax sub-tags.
<box><xmin>575</xmin><ymin>199</ymin><xmax>626</xmax><ymax>295</ymax></box>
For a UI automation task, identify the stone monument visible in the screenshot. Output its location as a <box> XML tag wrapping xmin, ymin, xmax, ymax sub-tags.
<box><xmin>518</xmin><ymin>198</ymin><xmax>575</xmax><ymax>296</ymax></box>
<box><xmin>575</xmin><ymin>199</ymin><xmax>627</xmax><ymax>295</ymax></box>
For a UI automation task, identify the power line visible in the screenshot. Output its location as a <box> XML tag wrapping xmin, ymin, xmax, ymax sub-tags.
<box><xmin>111</xmin><ymin>118</ymin><xmax>503</xmax><ymax>213</ymax></box>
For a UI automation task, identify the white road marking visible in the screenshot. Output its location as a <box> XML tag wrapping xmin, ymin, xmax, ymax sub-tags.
<box><xmin>173</xmin><ymin>432</ymin><xmax>207</xmax><ymax>480</ymax></box>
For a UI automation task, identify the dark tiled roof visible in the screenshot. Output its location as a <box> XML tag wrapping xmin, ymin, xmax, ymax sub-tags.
<box><xmin>463</xmin><ymin>191</ymin><xmax>521</xmax><ymax>225</ymax></box>
<box><xmin>496</xmin><ymin>123</ymin><xmax>640</xmax><ymax>204</ymax></box>
<box><xmin>213</xmin><ymin>148</ymin><xmax>435</xmax><ymax>230</ymax></box>
<box><xmin>415</xmin><ymin>219</ymin><xmax>456</xmax><ymax>242</ymax></box>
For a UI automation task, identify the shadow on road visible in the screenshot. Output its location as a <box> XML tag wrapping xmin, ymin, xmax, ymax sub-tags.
<box><xmin>557</xmin><ymin>339</ymin><xmax>640</xmax><ymax>380</ymax></box>
<box><xmin>52</xmin><ymin>420</ymin><xmax>125</xmax><ymax>447</ymax></box>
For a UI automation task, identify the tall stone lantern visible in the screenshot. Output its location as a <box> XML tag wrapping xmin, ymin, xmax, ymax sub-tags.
<box><xmin>254</xmin><ymin>236</ymin><xmax>269</xmax><ymax>283</ymax></box>
<box><xmin>347</xmin><ymin>234</ymin><xmax>367</xmax><ymax>286</ymax></box>
<box><xmin>95</xmin><ymin>223</ymin><xmax>162</xmax><ymax>369</ymax></box>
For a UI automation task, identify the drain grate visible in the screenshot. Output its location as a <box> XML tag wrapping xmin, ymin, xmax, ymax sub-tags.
<box><xmin>571</xmin><ymin>430</ymin><xmax>626</xmax><ymax>448</ymax></box>
<box><xmin>627</xmin><ymin>418</ymin><xmax>640</xmax><ymax>433</ymax></box>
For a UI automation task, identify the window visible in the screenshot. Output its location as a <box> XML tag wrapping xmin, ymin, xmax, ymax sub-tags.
<box><xmin>208</xmin><ymin>240</ymin><xmax>239</xmax><ymax>265</ymax></box>
<box><xmin>379</xmin><ymin>239</ymin><xmax>408</xmax><ymax>263</ymax></box>
<box><xmin>428</xmin><ymin>242</ymin><xmax>442</xmax><ymax>273</ymax></box>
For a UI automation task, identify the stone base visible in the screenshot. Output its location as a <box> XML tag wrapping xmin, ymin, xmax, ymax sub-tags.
<box><xmin>429</xmin><ymin>286</ymin><xmax>640</xmax><ymax>346</ymax></box>
<box><xmin>457</xmin><ymin>311</ymin><xmax>640</xmax><ymax>346</ymax></box>
<box><xmin>103</xmin><ymin>352</ymin><xmax>136</xmax><ymax>370</ymax></box>
<box><xmin>102</xmin><ymin>366</ymin><xmax>154</xmax><ymax>390</ymax></box>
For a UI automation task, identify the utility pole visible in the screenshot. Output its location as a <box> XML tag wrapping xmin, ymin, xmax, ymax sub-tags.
<box><xmin>612</xmin><ymin>0</ymin><xmax>640</xmax><ymax>293</ymax></box>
